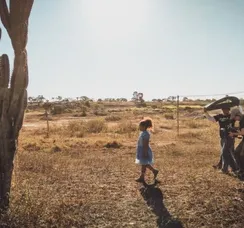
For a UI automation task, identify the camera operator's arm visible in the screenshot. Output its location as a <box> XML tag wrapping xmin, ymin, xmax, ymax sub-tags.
<box><xmin>229</xmin><ymin>128</ymin><xmax>244</xmax><ymax>137</ymax></box>
<box><xmin>229</xmin><ymin>118</ymin><xmax>244</xmax><ymax>137</ymax></box>
<box><xmin>204</xmin><ymin>108</ymin><xmax>216</xmax><ymax>122</ymax></box>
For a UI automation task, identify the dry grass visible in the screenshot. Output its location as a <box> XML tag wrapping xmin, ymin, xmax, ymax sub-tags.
<box><xmin>115</xmin><ymin>120</ymin><xmax>138</xmax><ymax>134</ymax></box>
<box><xmin>164</xmin><ymin>113</ymin><xmax>175</xmax><ymax>120</ymax></box>
<box><xmin>182</xmin><ymin>119</ymin><xmax>211</xmax><ymax>129</ymax></box>
<box><xmin>1</xmin><ymin>108</ymin><xmax>244</xmax><ymax>228</ymax></box>
<box><xmin>105</xmin><ymin>115</ymin><xmax>122</xmax><ymax>122</ymax></box>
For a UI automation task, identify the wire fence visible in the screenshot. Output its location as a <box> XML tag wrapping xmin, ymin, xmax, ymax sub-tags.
<box><xmin>178</xmin><ymin>90</ymin><xmax>244</xmax><ymax>98</ymax></box>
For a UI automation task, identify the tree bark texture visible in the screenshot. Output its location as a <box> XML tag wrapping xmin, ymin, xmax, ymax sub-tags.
<box><xmin>0</xmin><ymin>0</ymin><xmax>34</xmax><ymax>211</ymax></box>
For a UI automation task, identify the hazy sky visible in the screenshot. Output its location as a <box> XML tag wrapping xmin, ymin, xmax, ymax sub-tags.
<box><xmin>1</xmin><ymin>0</ymin><xmax>244</xmax><ymax>100</ymax></box>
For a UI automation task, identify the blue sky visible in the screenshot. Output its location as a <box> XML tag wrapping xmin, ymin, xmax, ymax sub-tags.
<box><xmin>1</xmin><ymin>0</ymin><xmax>244</xmax><ymax>101</ymax></box>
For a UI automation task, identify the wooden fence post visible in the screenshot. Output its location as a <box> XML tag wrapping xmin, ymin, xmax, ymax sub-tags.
<box><xmin>176</xmin><ymin>95</ymin><xmax>179</xmax><ymax>136</ymax></box>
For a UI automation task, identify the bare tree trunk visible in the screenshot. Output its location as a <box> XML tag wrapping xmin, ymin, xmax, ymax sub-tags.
<box><xmin>0</xmin><ymin>0</ymin><xmax>34</xmax><ymax>211</ymax></box>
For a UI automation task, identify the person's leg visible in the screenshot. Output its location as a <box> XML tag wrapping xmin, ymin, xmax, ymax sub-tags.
<box><xmin>228</xmin><ymin>141</ymin><xmax>238</xmax><ymax>172</ymax></box>
<box><xmin>221</xmin><ymin>139</ymin><xmax>229</xmax><ymax>173</ymax></box>
<box><xmin>218</xmin><ymin>138</ymin><xmax>224</xmax><ymax>167</ymax></box>
<box><xmin>136</xmin><ymin>165</ymin><xmax>146</xmax><ymax>182</ymax></box>
<box><xmin>214</xmin><ymin>138</ymin><xmax>224</xmax><ymax>169</ymax></box>
<box><xmin>216</xmin><ymin>158</ymin><xmax>222</xmax><ymax>169</ymax></box>
<box><xmin>240</xmin><ymin>156</ymin><xmax>244</xmax><ymax>173</ymax></box>
<box><xmin>237</xmin><ymin>141</ymin><xmax>244</xmax><ymax>172</ymax></box>
<box><xmin>234</xmin><ymin>141</ymin><xmax>242</xmax><ymax>171</ymax></box>
<box><xmin>226</xmin><ymin>137</ymin><xmax>236</xmax><ymax>171</ymax></box>
<box><xmin>223</xmin><ymin>137</ymin><xmax>238</xmax><ymax>172</ymax></box>
<box><xmin>146</xmin><ymin>165</ymin><xmax>159</xmax><ymax>179</ymax></box>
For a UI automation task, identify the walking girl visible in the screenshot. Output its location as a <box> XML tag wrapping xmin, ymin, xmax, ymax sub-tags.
<box><xmin>135</xmin><ymin>117</ymin><xmax>159</xmax><ymax>182</ymax></box>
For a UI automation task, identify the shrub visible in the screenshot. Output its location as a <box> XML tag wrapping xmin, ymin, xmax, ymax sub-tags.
<box><xmin>51</xmin><ymin>146</ymin><xmax>62</xmax><ymax>153</ymax></box>
<box><xmin>183</xmin><ymin>119</ymin><xmax>209</xmax><ymax>129</ymax></box>
<box><xmin>93</xmin><ymin>104</ymin><xmax>107</xmax><ymax>116</ymax></box>
<box><xmin>73</xmin><ymin>109</ymin><xmax>87</xmax><ymax>117</ymax></box>
<box><xmin>187</xmin><ymin>120</ymin><xmax>199</xmax><ymax>129</ymax></box>
<box><xmin>164</xmin><ymin>113</ymin><xmax>174</xmax><ymax>120</ymax></box>
<box><xmin>74</xmin><ymin>131</ymin><xmax>85</xmax><ymax>138</ymax></box>
<box><xmin>184</xmin><ymin>106</ymin><xmax>194</xmax><ymax>112</ymax></box>
<box><xmin>22</xmin><ymin>142</ymin><xmax>41</xmax><ymax>152</ymax></box>
<box><xmin>81</xmin><ymin>106</ymin><xmax>87</xmax><ymax>116</ymax></box>
<box><xmin>136</xmin><ymin>101</ymin><xmax>147</xmax><ymax>108</ymax></box>
<box><xmin>104</xmin><ymin>141</ymin><xmax>122</xmax><ymax>148</ymax></box>
<box><xmin>116</xmin><ymin>120</ymin><xmax>138</xmax><ymax>134</ymax></box>
<box><xmin>178</xmin><ymin>131</ymin><xmax>202</xmax><ymax>139</ymax></box>
<box><xmin>51</xmin><ymin>105</ymin><xmax>64</xmax><ymax>115</ymax></box>
<box><xmin>86</xmin><ymin>118</ymin><xmax>107</xmax><ymax>133</ymax></box>
<box><xmin>40</xmin><ymin>115</ymin><xmax>53</xmax><ymax>121</ymax></box>
<box><xmin>94</xmin><ymin>110</ymin><xmax>107</xmax><ymax>116</ymax></box>
<box><xmin>81</xmin><ymin>110</ymin><xmax>87</xmax><ymax>117</ymax></box>
<box><xmin>66</xmin><ymin>121</ymin><xmax>86</xmax><ymax>137</ymax></box>
<box><xmin>105</xmin><ymin>115</ymin><xmax>121</xmax><ymax>121</ymax></box>
<box><xmin>151</xmin><ymin>104</ymin><xmax>158</xmax><ymax>109</ymax></box>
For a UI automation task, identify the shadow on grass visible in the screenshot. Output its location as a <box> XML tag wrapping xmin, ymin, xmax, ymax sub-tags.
<box><xmin>139</xmin><ymin>180</ymin><xmax>184</xmax><ymax>228</ymax></box>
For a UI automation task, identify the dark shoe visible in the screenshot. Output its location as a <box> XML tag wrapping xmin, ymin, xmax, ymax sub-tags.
<box><xmin>153</xmin><ymin>170</ymin><xmax>159</xmax><ymax>179</ymax></box>
<box><xmin>232</xmin><ymin>169</ymin><xmax>238</xmax><ymax>173</ymax></box>
<box><xmin>220</xmin><ymin>169</ymin><xmax>229</xmax><ymax>174</ymax></box>
<box><xmin>235</xmin><ymin>170</ymin><xmax>244</xmax><ymax>177</ymax></box>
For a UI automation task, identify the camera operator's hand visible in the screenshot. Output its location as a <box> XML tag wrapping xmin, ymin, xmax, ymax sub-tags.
<box><xmin>229</xmin><ymin>130</ymin><xmax>240</xmax><ymax>138</ymax></box>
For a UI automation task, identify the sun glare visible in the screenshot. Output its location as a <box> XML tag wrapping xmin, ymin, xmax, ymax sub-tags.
<box><xmin>80</xmin><ymin>0</ymin><xmax>149</xmax><ymax>41</ymax></box>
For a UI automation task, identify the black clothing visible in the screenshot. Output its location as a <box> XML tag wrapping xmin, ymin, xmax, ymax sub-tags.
<box><xmin>214</xmin><ymin>114</ymin><xmax>235</xmax><ymax>138</ymax></box>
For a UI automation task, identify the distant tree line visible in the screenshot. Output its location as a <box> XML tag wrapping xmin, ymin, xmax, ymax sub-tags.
<box><xmin>28</xmin><ymin>94</ymin><xmax>244</xmax><ymax>105</ymax></box>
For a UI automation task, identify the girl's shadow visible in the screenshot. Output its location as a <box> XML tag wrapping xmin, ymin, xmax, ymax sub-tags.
<box><xmin>139</xmin><ymin>180</ymin><xmax>184</xmax><ymax>228</ymax></box>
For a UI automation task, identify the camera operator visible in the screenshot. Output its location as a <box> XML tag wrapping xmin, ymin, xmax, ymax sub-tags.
<box><xmin>219</xmin><ymin>119</ymin><xmax>238</xmax><ymax>173</ymax></box>
<box><xmin>229</xmin><ymin>108</ymin><xmax>244</xmax><ymax>176</ymax></box>
<box><xmin>204</xmin><ymin>107</ymin><xmax>233</xmax><ymax>170</ymax></box>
